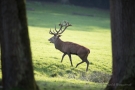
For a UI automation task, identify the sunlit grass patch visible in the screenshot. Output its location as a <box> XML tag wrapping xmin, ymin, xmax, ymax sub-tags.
<box><xmin>29</xmin><ymin>25</ymin><xmax>111</xmax><ymax>77</ymax></box>
<box><xmin>36</xmin><ymin>76</ymin><xmax>107</xmax><ymax>90</ymax></box>
<box><xmin>27</xmin><ymin>1</ymin><xmax>111</xmax><ymax>90</ymax></box>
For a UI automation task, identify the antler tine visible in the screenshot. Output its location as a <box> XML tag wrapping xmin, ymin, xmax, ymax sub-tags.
<box><xmin>49</xmin><ymin>24</ymin><xmax>61</xmax><ymax>35</ymax></box>
<box><xmin>49</xmin><ymin>28</ymin><xmax>56</xmax><ymax>35</ymax></box>
<box><xmin>55</xmin><ymin>25</ymin><xmax>58</xmax><ymax>32</ymax></box>
<box><xmin>54</xmin><ymin>25</ymin><xmax>61</xmax><ymax>34</ymax></box>
<box><xmin>54</xmin><ymin>22</ymin><xmax>63</xmax><ymax>34</ymax></box>
<box><xmin>49</xmin><ymin>21</ymin><xmax>72</xmax><ymax>35</ymax></box>
<box><xmin>58</xmin><ymin>21</ymin><xmax>72</xmax><ymax>34</ymax></box>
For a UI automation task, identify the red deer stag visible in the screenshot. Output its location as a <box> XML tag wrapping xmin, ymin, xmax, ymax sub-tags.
<box><xmin>48</xmin><ymin>21</ymin><xmax>90</xmax><ymax>71</ymax></box>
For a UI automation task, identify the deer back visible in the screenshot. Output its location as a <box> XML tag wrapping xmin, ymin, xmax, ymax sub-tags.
<box><xmin>61</xmin><ymin>41</ymin><xmax>90</xmax><ymax>55</ymax></box>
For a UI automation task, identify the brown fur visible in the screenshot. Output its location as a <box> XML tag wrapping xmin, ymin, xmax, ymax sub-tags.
<box><xmin>53</xmin><ymin>37</ymin><xmax>90</xmax><ymax>71</ymax></box>
<box><xmin>49</xmin><ymin>21</ymin><xmax>90</xmax><ymax>71</ymax></box>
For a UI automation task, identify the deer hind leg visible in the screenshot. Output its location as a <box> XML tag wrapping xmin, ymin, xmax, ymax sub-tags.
<box><xmin>76</xmin><ymin>60</ymin><xmax>89</xmax><ymax>71</ymax></box>
<box><xmin>85</xmin><ymin>60</ymin><xmax>89</xmax><ymax>71</ymax></box>
<box><xmin>61</xmin><ymin>53</ymin><xmax>66</xmax><ymax>63</ymax></box>
<box><xmin>77</xmin><ymin>54</ymin><xmax>89</xmax><ymax>71</ymax></box>
<box><xmin>76</xmin><ymin>61</ymin><xmax>84</xmax><ymax>68</ymax></box>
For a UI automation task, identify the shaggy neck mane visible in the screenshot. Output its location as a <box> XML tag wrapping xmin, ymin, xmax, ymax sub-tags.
<box><xmin>54</xmin><ymin>38</ymin><xmax>63</xmax><ymax>50</ymax></box>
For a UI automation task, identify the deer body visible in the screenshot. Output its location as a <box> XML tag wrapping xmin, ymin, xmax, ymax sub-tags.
<box><xmin>48</xmin><ymin>21</ymin><xmax>90</xmax><ymax>71</ymax></box>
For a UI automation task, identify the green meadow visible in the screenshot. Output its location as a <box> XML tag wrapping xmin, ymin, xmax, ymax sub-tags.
<box><xmin>0</xmin><ymin>1</ymin><xmax>112</xmax><ymax>90</ymax></box>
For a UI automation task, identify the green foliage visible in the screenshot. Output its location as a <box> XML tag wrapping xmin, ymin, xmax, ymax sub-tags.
<box><xmin>28</xmin><ymin>1</ymin><xmax>111</xmax><ymax>90</ymax></box>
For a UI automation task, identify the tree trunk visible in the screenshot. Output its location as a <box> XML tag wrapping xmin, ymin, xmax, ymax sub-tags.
<box><xmin>105</xmin><ymin>0</ymin><xmax>135</xmax><ymax>90</ymax></box>
<box><xmin>0</xmin><ymin>0</ymin><xmax>39</xmax><ymax>90</ymax></box>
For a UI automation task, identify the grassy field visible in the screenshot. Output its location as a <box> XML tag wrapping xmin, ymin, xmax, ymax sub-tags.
<box><xmin>0</xmin><ymin>1</ymin><xmax>111</xmax><ymax>90</ymax></box>
<box><xmin>26</xmin><ymin>1</ymin><xmax>111</xmax><ymax>90</ymax></box>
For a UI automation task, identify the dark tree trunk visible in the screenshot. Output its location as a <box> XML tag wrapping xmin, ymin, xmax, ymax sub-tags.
<box><xmin>105</xmin><ymin>0</ymin><xmax>135</xmax><ymax>90</ymax></box>
<box><xmin>0</xmin><ymin>0</ymin><xmax>39</xmax><ymax>90</ymax></box>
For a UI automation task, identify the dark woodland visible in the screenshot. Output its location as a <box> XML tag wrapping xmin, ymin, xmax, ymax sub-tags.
<box><xmin>0</xmin><ymin>0</ymin><xmax>38</xmax><ymax>90</ymax></box>
<box><xmin>27</xmin><ymin>0</ymin><xmax>110</xmax><ymax>9</ymax></box>
<box><xmin>105</xmin><ymin>0</ymin><xmax>135</xmax><ymax>90</ymax></box>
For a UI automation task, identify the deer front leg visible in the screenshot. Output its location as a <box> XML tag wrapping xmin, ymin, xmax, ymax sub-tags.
<box><xmin>61</xmin><ymin>53</ymin><xmax>66</xmax><ymax>63</ymax></box>
<box><xmin>68</xmin><ymin>54</ymin><xmax>73</xmax><ymax>67</ymax></box>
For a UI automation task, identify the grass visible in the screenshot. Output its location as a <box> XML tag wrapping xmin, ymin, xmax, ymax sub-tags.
<box><xmin>0</xmin><ymin>1</ymin><xmax>111</xmax><ymax>90</ymax></box>
<box><xmin>29</xmin><ymin>27</ymin><xmax>111</xmax><ymax>74</ymax></box>
<box><xmin>27</xmin><ymin>1</ymin><xmax>111</xmax><ymax>90</ymax></box>
<box><xmin>36</xmin><ymin>76</ymin><xmax>107</xmax><ymax>90</ymax></box>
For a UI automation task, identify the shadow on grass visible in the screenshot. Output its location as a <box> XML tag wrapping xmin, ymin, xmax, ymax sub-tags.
<box><xmin>33</xmin><ymin>60</ymin><xmax>111</xmax><ymax>83</ymax></box>
<box><xmin>33</xmin><ymin>61</ymin><xmax>78</xmax><ymax>78</ymax></box>
<box><xmin>26</xmin><ymin>1</ymin><xmax>110</xmax><ymax>32</ymax></box>
<box><xmin>33</xmin><ymin>58</ymin><xmax>110</xmax><ymax>90</ymax></box>
<box><xmin>36</xmin><ymin>79</ymin><xmax>106</xmax><ymax>90</ymax></box>
<box><xmin>27</xmin><ymin>12</ymin><xmax>110</xmax><ymax>31</ymax></box>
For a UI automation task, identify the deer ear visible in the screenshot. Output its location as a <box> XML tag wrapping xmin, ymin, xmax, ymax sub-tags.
<box><xmin>58</xmin><ymin>35</ymin><xmax>62</xmax><ymax>37</ymax></box>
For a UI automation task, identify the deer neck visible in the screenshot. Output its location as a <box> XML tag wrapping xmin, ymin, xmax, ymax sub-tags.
<box><xmin>54</xmin><ymin>38</ymin><xmax>63</xmax><ymax>50</ymax></box>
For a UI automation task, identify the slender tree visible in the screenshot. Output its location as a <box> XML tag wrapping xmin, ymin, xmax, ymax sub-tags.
<box><xmin>105</xmin><ymin>0</ymin><xmax>135</xmax><ymax>90</ymax></box>
<box><xmin>0</xmin><ymin>0</ymin><xmax>39</xmax><ymax>90</ymax></box>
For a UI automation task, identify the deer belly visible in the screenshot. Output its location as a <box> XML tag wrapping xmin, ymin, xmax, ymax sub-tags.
<box><xmin>63</xmin><ymin>47</ymin><xmax>78</xmax><ymax>54</ymax></box>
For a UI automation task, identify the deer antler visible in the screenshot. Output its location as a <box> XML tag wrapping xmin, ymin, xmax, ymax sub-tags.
<box><xmin>49</xmin><ymin>28</ymin><xmax>56</xmax><ymax>35</ymax></box>
<box><xmin>58</xmin><ymin>21</ymin><xmax>72</xmax><ymax>34</ymax></box>
<box><xmin>49</xmin><ymin>21</ymin><xmax>72</xmax><ymax>35</ymax></box>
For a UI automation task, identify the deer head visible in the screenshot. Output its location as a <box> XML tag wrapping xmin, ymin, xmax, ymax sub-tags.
<box><xmin>48</xmin><ymin>21</ymin><xmax>72</xmax><ymax>43</ymax></box>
